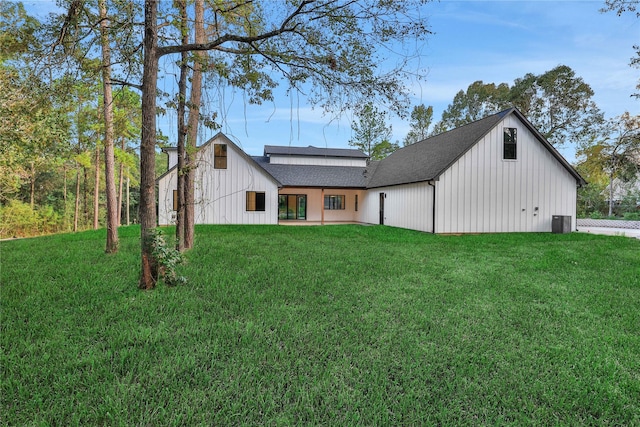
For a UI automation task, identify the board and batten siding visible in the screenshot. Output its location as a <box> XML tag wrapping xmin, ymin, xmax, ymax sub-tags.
<box><xmin>435</xmin><ymin>115</ymin><xmax>577</xmax><ymax>233</ymax></box>
<box><xmin>268</xmin><ymin>155</ymin><xmax>367</xmax><ymax>167</ymax></box>
<box><xmin>360</xmin><ymin>182</ymin><xmax>435</xmax><ymax>233</ymax></box>
<box><xmin>158</xmin><ymin>136</ymin><xmax>279</xmax><ymax>226</ymax></box>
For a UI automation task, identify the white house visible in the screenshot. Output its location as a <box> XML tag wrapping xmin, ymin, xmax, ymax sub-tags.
<box><xmin>157</xmin><ymin>108</ymin><xmax>586</xmax><ymax>233</ymax></box>
<box><xmin>158</xmin><ymin>133</ymin><xmax>280</xmax><ymax>226</ymax></box>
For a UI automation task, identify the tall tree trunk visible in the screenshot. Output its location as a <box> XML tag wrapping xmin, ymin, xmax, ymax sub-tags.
<box><xmin>93</xmin><ymin>144</ymin><xmax>100</xmax><ymax>230</ymax></box>
<box><xmin>139</xmin><ymin>0</ymin><xmax>160</xmax><ymax>289</ymax></box>
<box><xmin>608</xmin><ymin>170</ymin><xmax>614</xmax><ymax>217</ymax></box>
<box><xmin>83</xmin><ymin>167</ymin><xmax>89</xmax><ymax>225</ymax></box>
<box><xmin>29</xmin><ymin>161</ymin><xmax>35</xmax><ymax>210</ymax></box>
<box><xmin>100</xmin><ymin>0</ymin><xmax>119</xmax><ymax>253</ymax></box>
<box><xmin>62</xmin><ymin>164</ymin><xmax>67</xmax><ymax>219</ymax></box>
<box><xmin>184</xmin><ymin>0</ymin><xmax>205</xmax><ymax>250</ymax></box>
<box><xmin>175</xmin><ymin>0</ymin><xmax>188</xmax><ymax>252</ymax></box>
<box><xmin>74</xmin><ymin>168</ymin><xmax>80</xmax><ymax>232</ymax></box>
<box><xmin>126</xmin><ymin>174</ymin><xmax>130</xmax><ymax>225</ymax></box>
<box><xmin>117</xmin><ymin>141</ymin><xmax>124</xmax><ymax>226</ymax></box>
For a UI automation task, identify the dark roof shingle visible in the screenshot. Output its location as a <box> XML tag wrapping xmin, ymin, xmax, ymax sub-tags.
<box><xmin>253</xmin><ymin>156</ymin><xmax>370</xmax><ymax>188</ymax></box>
<box><xmin>367</xmin><ymin>110</ymin><xmax>508</xmax><ymax>188</ymax></box>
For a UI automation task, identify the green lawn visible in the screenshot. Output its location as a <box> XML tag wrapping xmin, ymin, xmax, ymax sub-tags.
<box><xmin>2</xmin><ymin>225</ymin><xmax>639</xmax><ymax>425</ymax></box>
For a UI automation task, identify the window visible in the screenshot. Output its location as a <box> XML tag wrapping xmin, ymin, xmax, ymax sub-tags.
<box><xmin>246</xmin><ymin>191</ymin><xmax>266</xmax><ymax>211</ymax></box>
<box><xmin>279</xmin><ymin>195</ymin><xmax>306</xmax><ymax>219</ymax></box>
<box><xmin>214</xmin><ymin>143</ymin><xmax>227</xmax><ymax>169</ymax></box>
<box><xmin>324</xmin><ymin>195</ymin><xmax>345</xmax><ymax>210</ymax></box>
<box><xmin>503</xmin><ymin>128</ymin><xmax>517</xmax><ymax>160</ymax></box>
<box><xmin>355</xmin><ymin>194</ymin><xmax>358</xmax><ymax>212</ymax></box>
<box><xmin>173</xmin><ymin>190</ymin><xmax>178</xmax><ymax>211</ymax></box>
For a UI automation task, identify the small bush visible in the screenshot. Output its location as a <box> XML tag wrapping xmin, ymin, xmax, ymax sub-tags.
<box><xmin>0</xmin><ymin>201</ymin><xmax>42</xmax><ymax>238</ymax></box>
<box><xmin>623</xmin><ymin>212</ymin><xmax>640</xmax><ymax>221</ymax></box>
<box><xmin>147</xmin><ymin>228</ymin><xmax>187</xmax><ymax>286</ymax></box>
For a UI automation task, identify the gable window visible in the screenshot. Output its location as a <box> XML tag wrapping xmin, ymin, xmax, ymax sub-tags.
<box><xmin>279</xmin><ymin>195</ymin><xmax>306</xmax><ymax>219</ymax></box>
<box><xmin>324</xmin><ymin>195</ymin><xmax>345</xmax><ymax>210</ymax></box>
<box><xmin>246</xmin><ymin>191</ymin><xmax>266</xmax><ymax>211</ymax></box>
<box><xmin>214</xmin><ymin>143</ymin><xmax>227</xmax><ymax>169</ymax></box>
<box><xmin>503</xmin><ymin>128</ymin><xmax>517</xmax><ymax>160</ymax></box>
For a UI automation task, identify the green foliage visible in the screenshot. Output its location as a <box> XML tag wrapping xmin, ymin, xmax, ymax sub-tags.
<box><xmin>2</xmin><ymin>225</ymin><xmax>639</xmax><ymax>425</ymax></box>
<box><xmin>146</xmin><ymin>228</ymin><xmax>187</xmax><ymax>287</ymax></box>
<box><xmin>433</xmin><ymin>66</ymin><xmax>603</xmax><ymax>148</ymax></box>
<box><xmin>348</xmin><ymin>103</ymin><xmax>396</xmax><ymax>159</ymax></box>
<box><xmin>438</xmin><ymin>81</ymin><xmax>510</xmax><ymax>131</ymax></box>
<box><xmin>403</xmin><ymin>104</ymin><xmax>433</xmax><ymax>146</ymax></box>
<box><xmin>577</xmin><ymin>184</ymin><xmax>607</xmax><ymax>218</ymax></box>
<box><xmin>0</xmin><ymin>2</ymin><xmax>41</xmax><ymax>62</ymax></box>
<box><xmin>0</xmin><ymin>200</ymin><xmax>66</xmax><ymax>238</ymax></box>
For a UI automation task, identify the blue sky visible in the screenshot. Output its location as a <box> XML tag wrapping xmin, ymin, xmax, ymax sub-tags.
<box><xmin>25</xmin><ymin>1</ymin><xmax>639</xmax><ymax>161</ymax></box>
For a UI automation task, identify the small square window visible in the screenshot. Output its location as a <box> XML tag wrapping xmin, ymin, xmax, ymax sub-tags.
<box><xmin>246</xmin><ymin>191</ymin><xmax>265</xmax><ymax>211</ymax></box>
<box><xmin>503</xmin><ymin>128</ymin><xmax>517</xmax><ymax>160</ymax></box>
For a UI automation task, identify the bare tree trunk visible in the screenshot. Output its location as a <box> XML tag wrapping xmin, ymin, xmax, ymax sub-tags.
<box><xmin>608</xmin><ymin>170</ymin><xmax>614</xmax><ymax>217</ymax></box>
<box><xmin>126</xmin><ymin>174</ymin><xmax>130</xmax><ymax>225</ymax></box>
<box><xmin>74</xmin><ymin>168</ymin><xmax>80</xmax><ymax>232</ymax></box>
<box><xmin>139</xmin><ymin>0</ymin><xmax>160</xmax><ymax>289</ymax></box>
<box><xmin>83</xmin><ymin>167</ymin><xmax>89</xmax><ymax>225</ymax></box>
<box><xmin>29</xmin><ymin>161</ymin><xmax>35</xmax><ymax>210</ymax></box>
<box><xmin>93</xmin><ymin>144</ymin><xmax>100</xmax><ymax>230</ymax></box>
<box><xmin>100</xmin><ymin>0</ymin><xmax>119</xmax><ymax>253</ymax></box>
<box><xmin>184</xmin><ymin>0</ymin><xmax>205</xmax><ymax>250</ymax></box>
<box><xmin>175</xmin><ymin>0</ymin><xmax>188</xmax><ymax>252</ymax></box>
<box><xmin>62</xmin><ymin>164</ymin><xmax>68</xmax><ymax>232</ymax></box>
<box><xmin>117</xmin><ymin>143</ymin><xmax>124</xmax><ymax>226</ymax></box>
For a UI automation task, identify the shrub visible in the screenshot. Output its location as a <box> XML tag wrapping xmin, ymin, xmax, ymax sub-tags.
<box><xmin>623</xmin><ymin>212</ymin><xmax>640</xmax><ymax>221</ymax></box>
<box><xmin>147</xmin><ymin>228</ymin><xmax>187</xmax><ymax>287</ymax></box>
<box><xmin>0</xmin><ymin>201</ymin><xmax>41</xmax><ymax>238</ymax></box>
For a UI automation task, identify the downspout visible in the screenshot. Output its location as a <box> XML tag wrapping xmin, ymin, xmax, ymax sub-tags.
<box><xmin>428</xmin><ymin>181</ymin><xmax>436</xmax><ymax>234</ymax></box>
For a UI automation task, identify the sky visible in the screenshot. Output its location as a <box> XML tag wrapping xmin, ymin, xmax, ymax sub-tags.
<box><xmin>24</xmin><ymin>0</ymin><xmax>640</xmax><ymax>162</ymax></box>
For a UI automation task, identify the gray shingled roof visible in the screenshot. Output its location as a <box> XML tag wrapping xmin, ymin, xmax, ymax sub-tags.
<box><xmin>264</xmin><ymin>145</ymin><xmax>368</xmax><ymax>158</ymax></box>
<box><xmin>253</xmin><ymin>156</ymin><xmax>371</xmax><ymax>188</ymax></box>
<box><xmin>367</xmin><ymin>110</ymin><xmax>510</xmax><ymax>188</ymax></box>
<box><xmin>368</xmin><ymin>108</ymin><xmax>585</xmax><ymax>188</ymax></box>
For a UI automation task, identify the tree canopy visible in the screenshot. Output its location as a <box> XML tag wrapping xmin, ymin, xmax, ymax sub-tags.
<box><xmin>403</xmin><ymin>104</ymin><xmax>433</xmax><ymax>146</ymax></box>
<box><xmin>432</xmin><ymin>65</ymin><xmax>604</xmax><ymax>148</ymax></box>
<box><xmin>348</xmin><ymin>103</ymin><xmax>396</xmax><ymax>160</ymax></box>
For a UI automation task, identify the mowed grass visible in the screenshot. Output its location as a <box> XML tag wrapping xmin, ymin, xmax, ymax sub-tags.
<box><xmin>2</xmin><ymin>225</ymin><xmax>639</xmax><ymax>425</ymax></box>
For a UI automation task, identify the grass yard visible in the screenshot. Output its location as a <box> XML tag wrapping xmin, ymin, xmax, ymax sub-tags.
<box><xmin>2</xmin><ymin>225</ymin><xmax>639</xmax><ymax>425</ymax></box>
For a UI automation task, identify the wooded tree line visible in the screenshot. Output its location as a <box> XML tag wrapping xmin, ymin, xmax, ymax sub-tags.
<box><xmin>1</xmin><ymin>0</ymin><xmax>638</xmax><ymax>288</ymax></box>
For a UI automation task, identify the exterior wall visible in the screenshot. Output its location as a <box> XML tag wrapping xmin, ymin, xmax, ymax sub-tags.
<box><xmin>167</xmin><ymin>149</ymin><xmax>178</xmax><ymax>169</ymax></box>
<box><xmin>158</xmin><ymin>136</ymin><xmax>279</xmax><ymax>226</ymax></box>
<box><xmin>360</xmin><ymin>182</ymin><xmax>435</xmax><ymax>233</ymax></box>
<box><xmin>435</xmin><ymin>115</ymin><xmax>578</xmax><ymax>233</ymax></box>
<box><xmin>269</xmin><ymin>155</ymin><xmax>367</xmax><ymax>167</ymax></box>
<box><xmin>279</xmin><ymin>187</ymin><xmax>364</xmax><ymax>223</ymax></box>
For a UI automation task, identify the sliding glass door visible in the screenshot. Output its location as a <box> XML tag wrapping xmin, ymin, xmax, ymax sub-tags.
<box><xmin>278</xmin><ymin>195</ymin><xmax>306</xmax><ymax>220</ymax></box>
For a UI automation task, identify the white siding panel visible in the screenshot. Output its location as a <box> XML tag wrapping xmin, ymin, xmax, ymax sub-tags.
<box><xmin>158</xmin><ymin>169</ymin><xmax>177</xmax><ymax>226</ymax></box>
<box><xmin>157</xmin><ymin>135</ymin><xmax>279</xmax><ymax>226</ymax></box>
<box><xmin>435</xmin><ymin>116</ymin><xmax>577</xmax><ymax>233</ymax></box>
<box><xmin>361</xmin><ymin>182</ymin><xmax>434</xmax><ymax>233</ymax></box>
<box><xmin>269</xmin><ymin>155</ymin><xmax>367</xmax><ymax>167</ymax></box>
